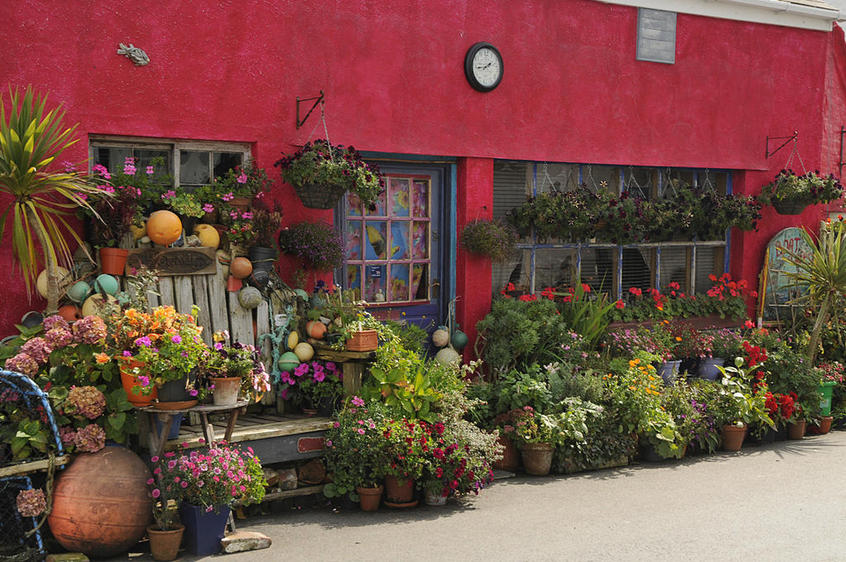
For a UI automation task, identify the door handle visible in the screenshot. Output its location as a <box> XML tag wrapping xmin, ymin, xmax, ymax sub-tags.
<box><xmin>431</xmin><ymin>279</ymin><xmax>439</xmax><ymax>298</ymax></box>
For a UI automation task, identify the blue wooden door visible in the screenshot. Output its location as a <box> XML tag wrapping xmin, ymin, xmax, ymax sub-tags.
<box><xmin>341</xmin><ymin>162</ymin><xmax>445</xmax><ymax>330</ymax></box>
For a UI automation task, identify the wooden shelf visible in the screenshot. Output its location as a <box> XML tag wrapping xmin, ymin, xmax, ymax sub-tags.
<box><xmin>255</xmin><ymin>485</ymin><xmax>324</xmax><ymax>503</ymax></box>
<box><xmin>166</xmin><ymin>414</ymin><xmax>333</xmax><ymax>450</ymax></box>
<box><xmin>0</xmin><ymin>455</ymin><xmax>70</xmax><ymax>477</ymax></box>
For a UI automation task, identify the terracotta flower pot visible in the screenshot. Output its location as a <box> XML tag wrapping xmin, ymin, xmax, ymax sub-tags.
<box><xmin>721</xmin><ymin>423</ymin><xmax>747</xmax><ymax>451</ymax></box>
<box><xmin>119</xmin><ymin>360</ymin><xmax>157</xmax><ymax>407</ymax></box>
<box><xmin>788</xmin><ymin>420</ymin><xmax>806</xmax><ymax>440</ymax></box>
<box><xmin>520</xmin><ymin>442</ymin><xmax>554</xmax><ymax>475</ymax></box>
<box><xmin>209</xmin><ymin>376</ymin><xmax>240</xmax><ymax>406</ymax></box>
<box><xmin>99</xmin><ymin>247</ymin><xmax>129</xmax><ymax>276</ymax></box>
<box><xmin>356</xmin><ymin>485</ymin><xmax>383</xmax><ymax>512</ymax></box>
<box><xmin>493</xmin><ymin>435</ymin><xmax>520</xmax><ymax>472</ymax></box>
<box><xmin>424</xmin><ymin>489</ymin><xmax>448</xmax><ymax>506</ymax></box>
<box><xmin>147</xmin><ymin>524</ymin><xmax>184</xmax><ymax>561</ymax></box>
<box><xmin>808</xmin><ymin>416</ymin><xmax>834</xmax><ymax>435</ymax></box>
<box><xmin>384</xmin><ymin>475</ymin><xmax>416</xmax><ymax>505</ymax></box>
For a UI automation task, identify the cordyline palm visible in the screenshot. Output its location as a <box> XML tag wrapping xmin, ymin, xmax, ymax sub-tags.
<box><xmin>0</xmin><ymin>86</ymin><xmax>103</xmax><ymax>313</ymax></box>
<box><xmin>779</xmin><ymin>220</ymin><xmax>846</xmax><ymax>363</ymax></box>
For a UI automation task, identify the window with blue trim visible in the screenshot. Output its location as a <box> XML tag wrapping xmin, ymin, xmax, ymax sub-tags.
<box><xmin>492</xmin><ymin>161</ymin><xmax>731</xmax><ymax>298</ymax></box>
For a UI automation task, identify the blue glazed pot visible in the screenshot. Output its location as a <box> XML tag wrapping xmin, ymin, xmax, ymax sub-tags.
<box><xmin>697</xmin><ymin>357</ymin><xmax>725</xmax><ymax>381</ymax></box>
<box><xmin>658</xmin><ymin>360</ymin><xmax>681</xmax><ymax>386</ymax></box>
<box><xmin>178</xmin><ymin>503</ymin><xmax>230</xmax><ymax>556</ymax></box>
<box><xmin>152</xmin><ymin>413</ymin><xmax>183</xmax><ymax>441</ymax></box>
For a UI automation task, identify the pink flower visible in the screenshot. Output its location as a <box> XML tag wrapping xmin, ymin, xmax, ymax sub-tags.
<box><xmin>351</xmin><ymin>396</ymin><xmax>365</xmax><ymax>407</ymax></box>
<box><xmin>222</xmin><ymin>192</ymin><xmax>234</xmax><ymax>202</ymax></box>
<box><xmin>236</xmin><ymin>172</ymin><xmax>247</xmax><ymax>184</ymax></box>
<box><xmin>151</xmin><ymin>488</ymin><xmax>161</xmax><ymax>498</ymax></box>
<box><xmin>357</xmin><ymin>428</ymin><xmax>366</xmax><ymax>434</ymax></box>
<box><xmin>146</xmin><ymin>165</ymin><xmax>155</xmax><ymax>175</ymax></box>
<box><xmin>203</xmin><ymin>203</ymin><xmax>215</xmax><ymax>213</ymax></box>
<box><xmin>146</xmin><ymin>478</ymin><xmax>155</xmax><ymax>485</ymax></box>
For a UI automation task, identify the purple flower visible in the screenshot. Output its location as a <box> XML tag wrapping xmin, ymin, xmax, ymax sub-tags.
<box><xmin>122</xmin><ymin>350</ymin><xmax>132</xmax><ymax>357</ymax></box>
<box><xmin>313</xmin><ymin>370</ymin><xmax>325</xmax><ymax>383</ymax></box>
<box><xmin>171</xmin><ymin>335</ymin><xmax>182</xmax><ymax>344</ymax></box>
<box><xmin>214</xmin><ymin>342</ymin><xmax>223</xmax><ymax>351</ymax></box>
<box><xmin>294</xmin><ymin>363</ymin><xmax>309</xmax><ymax>378</ymax></box>
<box><xmin>134</xmin><ymin>336</ymin><xmax>152</xmax><ymax>347</ymax></box>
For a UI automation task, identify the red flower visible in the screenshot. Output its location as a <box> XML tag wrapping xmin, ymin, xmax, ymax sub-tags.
<box><xmin>615</xmin><ymin>299</ymin><xmax>625</xmax><ymax>310</ymax></box>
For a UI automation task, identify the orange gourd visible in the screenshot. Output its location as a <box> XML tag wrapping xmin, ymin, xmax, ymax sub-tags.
<box><xmin>230</xmin><ymin>257</ymin><xmax>253</xmax><ymax>279</ymax></box>
<box><xmin>306</xmin><ymin>320</ymin><xmax>327</xmax><ymax>340</ymax></box>
<box><xmin>146</xmin><ymin>210</ymin><xmax>183</xmax><ymax>245</ymax></box>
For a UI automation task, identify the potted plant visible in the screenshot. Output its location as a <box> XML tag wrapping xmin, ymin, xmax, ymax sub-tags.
<box><xmin>510</xmin><ymin>406</ymin><xmax>557</xmax><ymax>475</ymax></box>
<box><xmin>164</xmin><ymin>442</ymin><xmax>266</xmax><ymax>556</ymax></box>
<box><xmin>147</xmin><ymin>455</ymin><xmax>186</xmax><ymax>561</ymax></box>
<box><xmin>812</xmin><ymin>361</ymin><xmax>842</xmax><ymax>433</ymax></box>
<box><xmin>0</xmin><ymin>87</ymin><xmax>104</xmax><ymax>312</ymax></box>
<box><xmin>459</xmin><ymin>219</ymin><xmax>518</xmax><ymax>262</ymax></box>
<box><xmin>275</xmin><ymin>139</ymin><xmax>383</xmax><ymax>209</ymax></box>
<box><xmin>278</xmin><ymin>360</ymin><xmax>343</xmax><ymax>415</ymax></box>
<box><xmin>700</xmin><ymin>329</ymin><xmax>742</xmax><ymax>380</ymax></box>
<box><xmin>212</xmin><ymin>163</ymin><xmax>273</xmax><ymax>211</ymax></box>
<box><xmin>712</xmin><ymin>358</ymin><xmax>774</xmax><ymax>451</ymax></box>
<box><xmin>160</xmin><ymin>188</ymin><xmax>203</xmax><ymax>236</ymax></box>
<box><xmin>759</xmin><ymin>169</ymin><xmax>844</xmax><ymax>215</ymax></box>
<box><xmin>247</xmin><ymin>202</ymin><xmax>283</xmax><ymax>281</ymax></box>
<box><xmin>277</xmin><ymin>221</ymin><xmax>344</xmax><ymax>271</ymax></box>
<box><xmin>322</xmin><ymin>397</ymin><xmax>392</xmax><ymax>511</ymax></box>
<box><xmin>383</xmin><ymin>417</ymin><xmax>430</xmax><ymax>505</ymax></box>
<box><xmin>198</xmin><ymin>331</ymin><xmax>271</xmax><ymax>406</ymax></box>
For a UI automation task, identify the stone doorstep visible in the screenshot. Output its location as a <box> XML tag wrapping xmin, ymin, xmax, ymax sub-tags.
<box><xmin>221</xmin><ymin>531</ymin><xmax>272</xmax><ymax>554</ymax></box>
<box><xmin>46</xmin><ymin>555</ymin><xmax>89</xmax><ymax>562</ymax></box>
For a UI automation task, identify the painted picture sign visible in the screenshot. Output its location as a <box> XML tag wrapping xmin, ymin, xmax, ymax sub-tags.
<box><xmin>764</xmin><ymin>227</ymin><xmax>811</xmax><ymax>320</ymax></box>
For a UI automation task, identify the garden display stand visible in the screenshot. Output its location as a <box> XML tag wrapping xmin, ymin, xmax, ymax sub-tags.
<box><xmin>312</xmin><ymin>343</ymin><xmax>377</xmax><ymax>395</ymax></box>
<box><xmin>139</xmin><ymin>399</ymin><xmax>249</xmax><ymax>458</ymax></box>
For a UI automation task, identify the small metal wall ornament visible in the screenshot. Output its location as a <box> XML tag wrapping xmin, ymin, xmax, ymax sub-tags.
<box><xmin>116</xmin><ymin>43</ymin><xmax>150</xmax><ymax>66</ymax></box>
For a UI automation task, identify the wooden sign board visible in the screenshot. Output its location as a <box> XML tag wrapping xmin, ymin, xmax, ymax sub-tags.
<box><xmin>764</xmin><ymin>227</ymin><xmax>811</xmax><ymax>320</ymax></box>
<box><xmin>126</xmin><ymin>247</ymin><xmax>217</xmax><ymax>276</ymax></box>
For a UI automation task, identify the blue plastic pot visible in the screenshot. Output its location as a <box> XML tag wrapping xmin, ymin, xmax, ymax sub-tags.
<box><xmin>178</xmin><ymin>503</ymin><xmax>230</xmax><ymax>556</ymax></box>
<box><xmin>658</xmin><ymin>360</ymin><xmax>681</xmax><ymax>386</ymax></box>
<box><xmin>697</xmin><ymin>357</ymin><xmax>725</xmax><ymax>381</ymax></box>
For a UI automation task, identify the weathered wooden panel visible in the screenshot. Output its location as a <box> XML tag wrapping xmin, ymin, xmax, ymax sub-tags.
<box><xmin>126</xmin><ymin>247</ymin><xmax>217</xmax><ymax>276</ymax></box>
<box><xmin>191</xmin><ymin>274</ymin><xmax>213</xmax><ymax>344</ymax></box>
<box><xmin>228</xmin><ymin>290</ymin><xmax>253</xmax><ymax>345</ymax></box>
<box><xmin>207</xmin><ymin>260</ymin><xmax>229</xmax><ymax>337</ymax></box>
<box><xmin>158</xmin><ymin>277</ymin><xmax>175</xmax><ymax>307</ymax></box>
<box><xmin>174</xmin><ymin>276</ymin><xmax>195</xmax><ymax>315</ymax></box>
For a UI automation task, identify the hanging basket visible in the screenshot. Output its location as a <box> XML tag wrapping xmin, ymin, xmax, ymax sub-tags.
<box><xmin>773</xmin><ymin>198</ymin><xmax>810</xmax><ymax>215</ymax></box>
<box><xmin>292</xmin><ymin>182</ymin><xmax>347</xmax><ymax>210</ymax></box>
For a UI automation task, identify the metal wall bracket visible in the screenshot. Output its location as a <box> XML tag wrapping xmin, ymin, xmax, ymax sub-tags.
<box><xmin>296</xmin><ymin>91</ymin><xmax>324</xmax><ymax>129</ymax></box>
<box><xmin>765</xmin><ymin>131</ymin><xmax>798</xmax><ymax>159</ymax></box>
<box><xmin>839</xmin><ymin>126</ymin><xmax>846</xmax><ymax>177</ymax></box>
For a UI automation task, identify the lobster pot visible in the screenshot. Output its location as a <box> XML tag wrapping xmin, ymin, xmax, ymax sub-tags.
<box><xmin>0</xmin><ymin>371</ymin><xmax>64</xmax><ymax>467</ymax></box>
<box><xmin>0</xmin><ymin>476</ymin><xmax>45</xmax><ymax>562</ymax></box>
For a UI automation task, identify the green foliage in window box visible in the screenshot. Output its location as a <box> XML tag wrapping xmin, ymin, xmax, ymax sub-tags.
<box><xmin>460</xmin><ymin>219</ymin><xmax>517</xmax><ymax>262</ymax></box>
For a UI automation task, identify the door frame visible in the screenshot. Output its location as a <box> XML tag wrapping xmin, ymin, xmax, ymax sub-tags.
<box><xmin>341</xmin><ymin>152</ymin><xmax>456</xmax><ymax>329</ymax></box>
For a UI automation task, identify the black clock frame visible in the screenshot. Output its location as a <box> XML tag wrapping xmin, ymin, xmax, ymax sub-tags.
<box><xmin>464</xmin><ymin>42</ymin><xmax>503</xmax><ymax>92</ymax></box>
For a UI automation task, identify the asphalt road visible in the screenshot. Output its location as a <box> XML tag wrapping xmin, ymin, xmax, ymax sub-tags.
<box><xmin>163</xmin><ymin>430</ymin><xmax>846</xmax><ymax>561</ymax></box>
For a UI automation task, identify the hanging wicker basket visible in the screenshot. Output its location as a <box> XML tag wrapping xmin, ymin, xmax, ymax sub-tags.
<box><xmin>773</xmin><ymin>198</ymin><xmax>810</xmax><ymax>215</ymax></box>
<box><xmin>292</xmin><ymin>182</ymin><xmax>347</xmax><ymax>210</ymax></box>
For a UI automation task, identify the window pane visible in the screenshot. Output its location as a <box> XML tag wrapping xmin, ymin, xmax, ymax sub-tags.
<box><xmin>622</xmin><ymin>248</ymin><xmax>655</xmax><ymax>294</ymax></box>
<box><xmin>390</xmin><ymin>264</ymin><xmax>410</xmax><ymax>301</ymax></box>
<box><xmin>94</xmin><ymin>147</ymin><xmax>131</xmax><ymax>173</ymax></box>
<box><xmin>412</xmin><ymin>222</ymin><xmax>428</xmax><ymax>259</ymax></box>
<box><xmin>389</xmin><ymin>178</ymin><xmax>410</xmax><ymax>217</ymax></box>
<box><xmin>623</xmin><ymin>167</ymin><xmax>656</xmax><ymax>200</ymax></box>
<box><xmin>347</xmin><ymin>192</ymin><xmax>362</xmax><ymax>216</ymax></box>
<box><xmin>364</xmin><ymin>222</ymin><xmax>387</xmax><ymax>260</ymax></box>
<box><xmin>412</xmin><ymin>264</ymin><xmax>429</xmax><ymax>300</ymax></box>
<box><xmin>579</xmin><ymin>248</ymin><xmax>615</xmax><ymax>295</ymax></box>
<box><xmin>347</xmin><ymin>265</ymin><xmax>361</xmax><ymax>291</ymax></box>
<box><xmin>135</xmin><ymin>149</ymin><xmax>171</xmax><ymax>182</ymax></box>
<box><xmin>659</xmin><ymin>247</ymin><xmax>689</xmax><ymax>292</ymax></box>
<box><xmin>366</xmin><ymin>189</ymin><xmax>387</xmax><ymax>216</ymax></box>
<box><xmin>180</xmin><ymin>151</ymin><xmax>210</xmax><ymax>185</ymax></box>
<box><xmin>583</xmin><ymin>164</ymin><xmax>622</xmax><ymax>194</ymax></box>
<box><xmin>390</xmin><ymin>222</ymin><xmax>409</xmax><ymax>259</ymax></box>
<box><xmin>534</xmin><ymin>248</ymin><xmax>579</xmax><ymax>290</ymax></box>
<box><xmin>364</xmin><ymin>265</ymin><xmax>386</xmax><ymax>302</ymax></box>
<box><xmin>412</xmin><ymin>179</ymin><xmax>429</xmax><ymax>217</ymax></box>
<box><xmin>492</xmin><ymin>256</ymin><xmax>524</xmax><ymax>294</ymax></box>
<box><xmin>213</xmin><ymin>152</ymin><xmax>242</xmax><ymax>178</ymax></box>
<box><xmin>695</xmin><ymin>246</ymin><xmax>725</xmax><ymax>293</ymax></box>
<box><xmin>537</xmin><ymin>163</ymin><xmax>579</xmax><ymax>194</ymax></box>
<box><xmin>346</xmin><ymin>221</ymin><xmax>363</xmax><ymax>260</ymax></box>
<box><xmin>493</xmin><ymin>160</ymin><xmax>531</xmax><ymax>222</ymax></box>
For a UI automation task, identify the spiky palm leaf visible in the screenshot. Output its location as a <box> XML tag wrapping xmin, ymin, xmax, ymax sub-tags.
<box><xmin>779</xmin><ymin>220</ymin><xmax>846</xmax><ymax>361</ymax></box>
<box><xmin>0</xmin><ymin>86</ymin><xmax>104</xmax><ymax>305</ymax></box>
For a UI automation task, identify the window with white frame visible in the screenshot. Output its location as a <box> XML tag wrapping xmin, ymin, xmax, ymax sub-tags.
<box><xmin>89</xmin><ymin>137</ymin><xmax>250</xmax><ymax>186</ymax></box>
<box><xmin>492</xmin><ymin>161</ymin><xmax>731</xmax><ymax>299</ymax></box>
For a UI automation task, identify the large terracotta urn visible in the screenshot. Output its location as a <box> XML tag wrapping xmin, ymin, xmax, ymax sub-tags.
<box><xmin>48</xmin><ymin>446</ymin><xmax>152</xmax><ymax>558</ymax></box>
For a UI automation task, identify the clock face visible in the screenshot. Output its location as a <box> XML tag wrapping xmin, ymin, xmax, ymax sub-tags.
<box><xmin>465</xmin><ymin>42</ymin><xmax>503</xmax><ymax>92</ymax></box>
<box><xmin>472</xmin><ymin>48</ymin><xmax>501</xmax><ymax>88</ymax></box>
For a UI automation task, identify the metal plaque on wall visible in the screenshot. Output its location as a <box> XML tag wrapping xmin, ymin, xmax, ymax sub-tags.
<box><xmin>636</xmin><ymin>8</ymin><xmax>676</xmax><ymax>64</ymax></box>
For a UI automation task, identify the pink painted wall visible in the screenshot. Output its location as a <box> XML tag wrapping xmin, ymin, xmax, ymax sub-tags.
<box><xmin>0</xmin><ymin>0</ymin><xmax>843</xmax><ymax>338</ymax></box>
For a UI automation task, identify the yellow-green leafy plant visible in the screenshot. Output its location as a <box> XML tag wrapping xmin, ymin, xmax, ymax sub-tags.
<box><xmin>0</xmin><ymin>86</ymin><xmax>103</xmax><ymax>312</ymax></box>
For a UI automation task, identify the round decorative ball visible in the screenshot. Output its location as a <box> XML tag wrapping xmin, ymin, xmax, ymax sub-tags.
<box><xmin>435</xmin><ymin>346</ymin><xmax>461</xmax><ymax>366</ymax></box>
<box><xmin>306</xmin><ymin>320</ymin><xmax>327</xmax><ymax>340</ymax></box>
<box><xmin>58</xmin><ymin>304</ymin><xmax>83</xmax><ymax>323</ymax></box>
<box><xmin>287</xmin><ymin>331</ymin><xmax>299</xmax><ymax>350</ymax></box>
<box><xmin>432</xmin><ymin>328</ymin><xmax>450</xmax><ymax>348</ymax></box>
<box><xmin>67</xmin><ymin>281</ymin><xmax>91</xmax><ymax>304</ymax></box>
<box><xmin>451</xmin><ymin>329</ymin><xmax>469</xmax><ymax>352</ymax></box>
<box><xmin>238</xmin><ymin>286</ymin><xmax>262</xmax><ymax>309</ymax></box>
<box><xmin>81</xmin><ymin>294</ymin><xmax>117</xmax><ymax>317</ymax></box>
<box><xmin>278</xmin><ymin>351</ymin><xmax>300</xmax><ymax>373</ymax></box>
<box><xmin>294</xmin><ymin>342</ymin><xmax>315</xmax><ymax>362</ymax></box>
<box><xmin>230</xmin><ymin>257</ymin><xmax>253</xmax><ymax>279</ymax></box>
<box><xmin>93</xmin><ymin>274</ymin><xmax>119</xmax><ymax>296</ymax></box>
<box><xmin>146</xmin><ymin>210</ymin><xmax>183</xmax><ymax>246</ymax></box>
<box><xmin>48</xmin><ymin>446</ymin><xmax>152</xmax><ymax>558</ymax></box>
<box><xmin>36</xmin><ymin>267</ymin><xmax>71</xmax><ymax>298</ymax></box>
<box><xmin>193</xmin><ymin>224</ymin><xmax>220</xmax><ymax>249</ymax></box>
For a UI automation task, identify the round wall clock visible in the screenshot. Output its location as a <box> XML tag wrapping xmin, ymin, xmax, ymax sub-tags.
<box><xmin>464</xmin><ymin>42</ymin><xmax>503</xmax><ymax>92</ymax></box>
